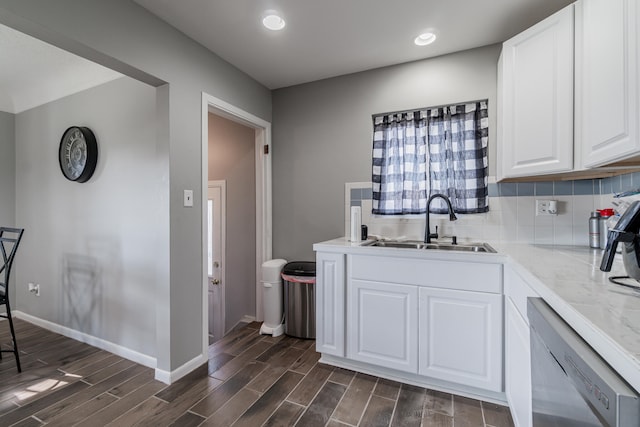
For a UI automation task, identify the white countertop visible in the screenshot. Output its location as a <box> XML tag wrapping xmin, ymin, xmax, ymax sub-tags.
<box><xmin>314</xmin><ymin>237</ymin><xmax>640</xmax><ymax>392</ymax></box>
<box><xmin>493</xmin><ymin>242</ymin><xmax>640</xmax><ymax>393</ymax></box>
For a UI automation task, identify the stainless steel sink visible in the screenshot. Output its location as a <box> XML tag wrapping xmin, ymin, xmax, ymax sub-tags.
<box><xmin>364</xmin><ymin>240</ymin><xmax>496</xmax><ymax>253</ymax></box>
<box><xmin>424</xmin><ymin>243</ymin><xmax>495</xmax><ymax>253</ymax></box>
<box><xmin>366</xmin><ymin>241</ymin><xmax>426</xmax><ymax>249</ymax></box>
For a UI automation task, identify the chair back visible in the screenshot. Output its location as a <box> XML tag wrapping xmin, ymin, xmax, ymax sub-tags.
<box><xmin>0</xmin><ymin>228</ymin><xmax>25</xmax><ymax>298</ymax></box>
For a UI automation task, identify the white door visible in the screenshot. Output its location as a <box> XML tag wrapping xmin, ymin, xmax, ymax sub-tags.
<box><xmin>499</xmin><ymin>4</ymin><xmax>574</xmax><ymax>178</ymax></box>
<box><xmin>576</xmin><ymin>0</ymin><xmax>640</xmax><ymax>167</ymax></box>
<box><xmin>208</xmin><ymin>181</ymin><xmax>226</xmax><ymax>343</ymax></box>
<box><xmin>418</xmin><ymin>287</ymin><xmax>503</xmax><ymax>392</ymax></box>
<box><xmin>315</xmin><ymin>252</ymin><xmax>346</xmax><ymax>357</ymax></box>
<box><xmin>506</xmin><ymin>298</ymin><xmax>533</xmax><ymax>427</ymax></box>
<box><xmin>348</xmin><ymin>279</ymin><xmax>418</xmax><ymax>373</ymax></box>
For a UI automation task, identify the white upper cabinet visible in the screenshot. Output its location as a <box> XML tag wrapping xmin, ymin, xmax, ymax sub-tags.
<box><xmin>499</xmin><ymin>5</ymin><xmax>574</xmax><ymax>179</ymax></box>
<box><xmin>576</xmin><ymin>0</ymin><xmax>639</xmax><ymax>167</ymax></box>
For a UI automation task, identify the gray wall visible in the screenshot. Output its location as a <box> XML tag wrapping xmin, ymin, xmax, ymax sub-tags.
<box><xmin>0</xmin><ymin>0</ymin><xmax>271</xmax><ymax>372</ymax></box>
<box><xmin>15</xmin><ymin>77</ymin><xmax>159</xmax><ymax>357</ymax></box>
<box><xmin>208</xmin><ymin>113</ymin><xmax>256</xmax><ymax>332</ymax></box>
<box><xmin>272</xmin><ymin>44</ymin><xmax>501</xmax><ymax>261</ymax></box>
<box><xmin>0</xmin><ymin>111</ymin><xmax>15</xmax><ymax>228</ymax></box>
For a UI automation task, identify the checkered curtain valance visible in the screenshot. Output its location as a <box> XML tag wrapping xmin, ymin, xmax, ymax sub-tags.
<box><xmin>372</xmin><ymin>101</ymin><xmax>489</xmax><ymax>215</ymax></box>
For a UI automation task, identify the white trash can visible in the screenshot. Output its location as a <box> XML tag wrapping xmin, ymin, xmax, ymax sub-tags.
<box><xmin>259</xmin><ymin>259</ymin><xmax>287</xmax><ymax>337</ymax></box>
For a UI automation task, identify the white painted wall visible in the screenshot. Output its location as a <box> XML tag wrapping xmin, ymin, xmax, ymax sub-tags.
<box><xmin>0</xmin><ymin>0</ymin><xmax>271</xmax><ymax>374</ymax></box>
<box><xmin>0</xmin><ymin>111</ymin><xmax>15</xmax><ymax>228</ymax></box>
<box><xmin>208</xmin><ymin>113</ymin><xmax>256</xmax><ymax>332</ymax></box>
<box><xmin>272</xmin><ymin>45</ymin><xmax>500</xmax><ymax>261</ymax></box>
<box><xmin>15</xmin><ymin>77</ymin><xmax>160</xmax><ymax>359</ymax></box>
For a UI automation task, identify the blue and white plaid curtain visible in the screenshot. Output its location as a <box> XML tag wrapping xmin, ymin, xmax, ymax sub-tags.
<box><xmin>372</xmin><ymin>101</ymin><xmax>489</xmax><ymax>215</ymax></box>
<box><xmin>372</xmin><ymin>111</ymin><xmax>428</xmax><ymax>215</ymax></box>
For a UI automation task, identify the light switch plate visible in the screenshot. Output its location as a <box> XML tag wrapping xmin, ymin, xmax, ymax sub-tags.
<box><xmin>184</xmin><ymin>189</ymin><xmax>193</xmax><ymax>207</ymax></box>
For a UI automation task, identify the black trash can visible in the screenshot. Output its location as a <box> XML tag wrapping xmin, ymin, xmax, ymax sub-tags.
<box><xmin>282</xmin><ymin>261</ymin><xmax>316</xmax><ymax>339</ymax></box>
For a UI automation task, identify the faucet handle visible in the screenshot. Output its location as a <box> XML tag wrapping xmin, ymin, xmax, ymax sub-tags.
<box><xmin>428</xmin><ymin>225</ymin><xmax>439</xmax><ymax>239</ymax></box>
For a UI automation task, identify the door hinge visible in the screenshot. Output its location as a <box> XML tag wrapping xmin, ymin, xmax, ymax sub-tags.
<box><xmin>264</xmin><ymin>145</ymin><xmax>269</xmax><ymax>155</ymax></box>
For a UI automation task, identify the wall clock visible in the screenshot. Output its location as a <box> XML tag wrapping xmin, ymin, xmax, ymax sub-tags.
<box><xmin>58</xmin><ymin>126</ymin><xmax>98</xmax><ymax>183</ymax></box>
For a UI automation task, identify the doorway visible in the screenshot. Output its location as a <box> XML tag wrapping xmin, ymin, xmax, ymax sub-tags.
<box><xmin>207</xmin><ymin>113</ymin><xmax>256</xmax><ymax>338</ymax></box>
<box><xmin>207</xmin><ymin>181</ymin><xmax>225</xmax><ymax>343</ymax></box>
<box><xmin>201</xmin><ymin>93</ymin><xmax>272</xmax><ymax>356</ymax></box>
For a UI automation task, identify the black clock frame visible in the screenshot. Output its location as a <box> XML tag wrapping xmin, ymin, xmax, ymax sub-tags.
<box><xmin>58</xmin><ymin>126</ymin><xmax>98</xmax><ymax>183</ymax></box>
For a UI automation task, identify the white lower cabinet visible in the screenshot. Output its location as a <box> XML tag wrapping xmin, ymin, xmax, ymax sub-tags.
<box><xmin>347</xmin><ymin>279</ymin><xmax>418</xmax><ymax>373</ymax></box>
<box><xmin>342</xmin><ymin>253</ymin><xmax>504</xmax><ymax>394</ymax></box>
<box><xmin>315</xmin><ymin>252</ymin><xmax>346</xmax><ymax>356</ymax></box>
<box><xmin>506</xmin><ymin>299</ymin><xmax>532</xmax><ymax>427</ymax></box>
<box><xmin>504</xmin><ymin>265</ymin><xmax>538</xmax><ymax>427</ymax></box>
<box><xmin>315</xmin><ymin>250</ymin><xmax>507</xmax><ymax>399</ymax></box>
<box><xmin>418</xmin><ymin>287</ymin><xmax>503</xmax><ymax>392</ymax></box>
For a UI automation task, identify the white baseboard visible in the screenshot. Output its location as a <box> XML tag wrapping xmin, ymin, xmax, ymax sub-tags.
<box><xmin>154</xmin><ymin>353</ymin><xmax>208</xmax><ymax>384</ymax></box>
<box><xmin>13</xmin><ymin>311</ymin><xmax>213</xmax><ymax>385</ymax></box>
<box><xmin>13</xmin><ymin>310</ymin><xmax>156</xmax><ymax>370</ymax></box>
<box><xmin>241</xmin><ymin>315</ymin><xmax>256</xmax><ymax>324</ymax></box>
<box><xmin>225</xmin><ymin>315</ymin><xmax>257</xmax><ymax>335</ymax></box>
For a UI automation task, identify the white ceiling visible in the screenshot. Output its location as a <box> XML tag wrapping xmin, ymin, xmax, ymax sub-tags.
<box><xmin>0</xmin><ymin>1</ymin><xmax>574</xmax><ymax>112</ymax></box>
<box><xmin>134</xmin><ymin>0</ymin><xmax>574</xmax><ymax>89</ymax></box>
<box><xmin>0</xmin><ymin>23</ymin><xmax>122</xmax><ymax>114</ymax></box>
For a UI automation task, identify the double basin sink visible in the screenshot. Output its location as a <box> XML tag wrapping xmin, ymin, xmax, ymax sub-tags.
<box><xmin>362</xmin><ymin>239</ymin><xmax>496</xmax><ymax>253</ymax></box>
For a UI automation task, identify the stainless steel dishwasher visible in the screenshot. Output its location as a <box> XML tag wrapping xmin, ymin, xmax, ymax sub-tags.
<box><xmin>527</xmin><ymin>298</ymin><xmax>640</xmax><ymax>426</ymax></box>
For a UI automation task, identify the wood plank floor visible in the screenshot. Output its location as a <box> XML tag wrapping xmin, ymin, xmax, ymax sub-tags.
<box><xmin>0</xmin><ymin>318</ymin><xmax>515</xmax><ymax>426</ymax></box>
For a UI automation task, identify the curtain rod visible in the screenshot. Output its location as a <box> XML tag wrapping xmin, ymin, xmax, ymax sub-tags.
<box><xmin>372</xmin><ymin>98</ymin><xmax>488</xmax><ymax>118</ymax></box>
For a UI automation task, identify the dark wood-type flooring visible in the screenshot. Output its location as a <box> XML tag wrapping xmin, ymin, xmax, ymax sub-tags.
<box><xmin>0</xmin><ymin>318</ymin><xmax>515</xmax><ymax>426</ymax></box>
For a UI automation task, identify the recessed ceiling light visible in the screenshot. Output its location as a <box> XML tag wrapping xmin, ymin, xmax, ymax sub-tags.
<box><xmin>263</xmin><ymin>13</ymin><xmax>286</xmax><ymax>31</ymax></box>
<box><xmin>414</xmin><ymin>32</ymin><xmax>437</xmax><ymax>46</ymax></box>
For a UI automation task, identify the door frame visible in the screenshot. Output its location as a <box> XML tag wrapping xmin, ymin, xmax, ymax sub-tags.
<box><xmin>207</xmin><ymin>180</ymin><xmax>226</xmax><ymax>341</ymax></box>
<box><xmin>201</xmin><ymin>92</ymin><xmax>272</xmax><ymax>356</ymax></box>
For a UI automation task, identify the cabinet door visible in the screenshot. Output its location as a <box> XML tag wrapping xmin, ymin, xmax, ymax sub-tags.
<box><xmin>576</xmin><ymin>0</ymin><xmax>639</xmax><ymax>167</ymax></box>
<box><xmin>315</xmin><ymin>252</ymin><xmax>345</xmax><ymax>356</ymax></box>
<box><xmin>418</xmin><ymin>287</ymin><xmax>503</xmax><ymax>392</ymax></box>
<box><xmin>348</xmin><ymin>280</ymin><xmax>418</xmax><ymax>373</ymax></box>
<box><xmin>506</xmin><ymin>299</ymin><xmax>532</xmax><ymax>427</ymax></box>
<box><xmin>499</xmin><ymin>5</ymin><xmax>574</xmax><ymax>178</ymax></box>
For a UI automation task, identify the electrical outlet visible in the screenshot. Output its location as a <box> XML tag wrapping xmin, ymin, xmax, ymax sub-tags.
<box><xmin>28</xmin><ymin>283</ymin><xmax>40</xmax><ymax>296</ymax></box>
<box><xmin>536</xmin><ymin>199</ymin><xmax>557</xmax><ymax>216</ymax></box>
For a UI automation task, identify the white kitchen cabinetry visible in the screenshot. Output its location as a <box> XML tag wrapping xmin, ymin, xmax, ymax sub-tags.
<box><xmin>315</xmin><ymin>252</ymin><xmax>345</xmax><ymax>356</ymax></box>
<box><xmin>499</xmin><ymin>5</ymin><xmax>574</xmax><ymax>178</ymax></box>
<box><xmin>345</xmin><ymin>254</ymin><xmax>503</xmax><ymax>393</ymax></box>
<box><xmin>348</xmin><ymin>279</ymin><xmax>418</xmax><ymax>373</ymax></box>
<box><xmin>418</xmin><ymin>287</ymin><xmax>503</xmax><ymax>392</ymax></box>
<box><xmin>576</xmin><ymin>0</ymin><xmax>640</xmax><ymax>167</ymax></box>
<box><xmin>504</xmin><ymin>266</ymin><xmax>539</xmax><ymax>427</ymax></box>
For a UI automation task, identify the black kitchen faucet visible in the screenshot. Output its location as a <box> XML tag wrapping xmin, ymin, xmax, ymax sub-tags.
<box><xmin>424</xmin><ymin>194</ymin><xmax>458</xmax><ymax>244</ymax></box>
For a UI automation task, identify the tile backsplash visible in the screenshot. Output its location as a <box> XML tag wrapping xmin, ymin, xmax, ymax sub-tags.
<box><xmin>345</xmin><ymin>173</ymin><xmax>640</xmax><ymax>246</ymax></box>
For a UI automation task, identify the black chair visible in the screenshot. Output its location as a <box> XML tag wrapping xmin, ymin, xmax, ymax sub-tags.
<box><xmin>0</xmin><ymin>227</ymin><xmax>24</xmax><ymax>372</ymax></box>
